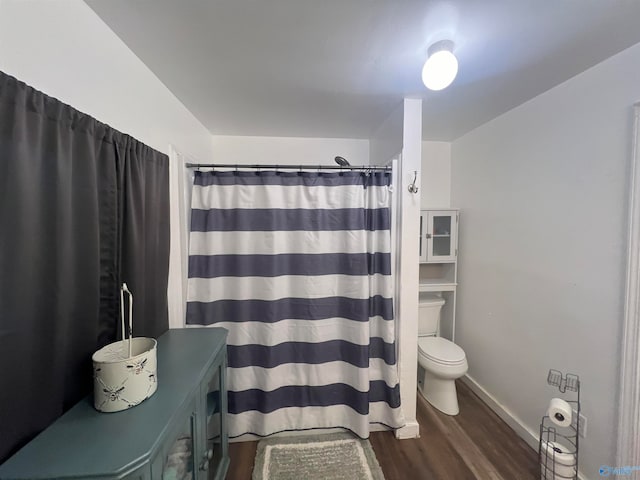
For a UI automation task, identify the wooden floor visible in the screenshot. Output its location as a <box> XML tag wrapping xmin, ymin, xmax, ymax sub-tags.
<box><xmin>226</xmin><ymin>380</ymin><xmax>539</xmax><ymax>480</ymax></box>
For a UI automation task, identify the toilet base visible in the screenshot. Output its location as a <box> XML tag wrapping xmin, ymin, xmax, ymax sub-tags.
<box><xmin>418</xmin><ymin>367</ymin><xmax>461</xmax><ymax>416</ymax></box>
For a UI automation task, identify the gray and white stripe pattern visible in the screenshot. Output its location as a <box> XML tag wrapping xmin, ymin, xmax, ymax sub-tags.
<box><xmin>187</xmin><ymin>170</ymin><xmax>404</xmax><ymax>438</ymax></box>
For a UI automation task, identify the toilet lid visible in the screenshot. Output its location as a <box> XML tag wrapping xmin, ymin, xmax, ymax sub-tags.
<box><xmin>418</xmin><ymin>337</ymin><xmax>466</xmax><ymax>364</ymax></box>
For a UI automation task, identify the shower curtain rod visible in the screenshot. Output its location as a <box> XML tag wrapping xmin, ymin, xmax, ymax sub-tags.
<box><xmin>185</xmin><ymin>163</ymin><xmax>391</xmax><ymax>171</ymax></box>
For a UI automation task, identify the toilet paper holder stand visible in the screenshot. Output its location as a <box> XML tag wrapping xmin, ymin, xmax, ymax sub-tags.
<box><xmin>539</xmin><ymin>369</ymin><xmax>581</xmax><ymax>479</ymax></box>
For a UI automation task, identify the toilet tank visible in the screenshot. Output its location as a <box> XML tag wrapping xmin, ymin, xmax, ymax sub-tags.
<box><xmin>418</xmin><ymin>293</ymin><xmax>445</xmax><ymax>336</ymax></box>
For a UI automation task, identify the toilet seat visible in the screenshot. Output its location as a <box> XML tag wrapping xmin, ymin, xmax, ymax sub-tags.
<box><xmin>418</xmin><ymin>337</ymin><xmax>466</xmax><ymax>365</ymax></box>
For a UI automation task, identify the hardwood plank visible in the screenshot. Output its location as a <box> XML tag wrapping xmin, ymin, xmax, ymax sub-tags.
<box><xmin>225</xmin><ymin>381</ymin><xmax>539</xmax><ymax>480</ymax></box>
<box><xmin>227</xmin><ymin>440</ymin><xmax>257</xmax><ymax>480</ymax></box>
<box><xmin>454</xmin><ymin>381</ymin><xmax>539</xmax><ymax>479</ymax></box>
<box><xmin>370</xmin><ymin>412</ymin><xmax>476</xmax><ymax>480</ymax></box>
<box><xmin>416</xmin><ymin>394</ymin><xmax>504</xmax><ymax>480</ymax></box>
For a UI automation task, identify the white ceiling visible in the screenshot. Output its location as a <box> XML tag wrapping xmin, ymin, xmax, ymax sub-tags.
<box><xmin>86</xmin><ymin>0</ymin><xmax>640</xmax><ymax>141</ymax></box>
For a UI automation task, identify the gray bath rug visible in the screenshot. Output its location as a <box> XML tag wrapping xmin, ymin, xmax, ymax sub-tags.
<box><xmin>252</xmin><ymin>432</ymin><xmax>385</xmax><ymax>480</ymax></box>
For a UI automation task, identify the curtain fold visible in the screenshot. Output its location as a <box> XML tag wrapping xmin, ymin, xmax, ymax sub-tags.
<box><xmin>0</xmin><ymin>71</ymin><xmax>169</xmax><ymax>462</ymax></box>
<box><xmin>117</xmin><ymin>137</ymin><xmax>171</xmax><ymax>340</ymax></box>
<box><xmin>187</xmin><ymin>170</ymin><xmax>404</xmax><ymax>438</ymax></box>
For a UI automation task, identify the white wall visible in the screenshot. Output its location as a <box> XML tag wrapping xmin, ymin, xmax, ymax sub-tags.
<box><xmin>0</xmin><ymin>0</ymin><xmax>213</xmax><ymax>162</ymax></box>
<box><xmin>421</xmin><ymin>141</ymin><xmax>451</xmax><ymax>208</ymax></box>
<box><xmin>369</xmin><ymin>102</ymin><xmax>403</xmax><ymax>166</ymax></box>
<box><xmin>211</xmin><ymin>135</ymin><xmax>369</xmax><ymax>166</ymax></box>
<box><xmin>451</xmin><ymin>42</ymin><xmax>640</xmax><ymax>479</ymax></box>
<box><xmin>391</xmin><ymin>99</ymin><xmax>423</xmax><ymax>439</ymax></box>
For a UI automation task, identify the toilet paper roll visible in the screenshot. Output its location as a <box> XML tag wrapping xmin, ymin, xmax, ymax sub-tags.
<box><xmin>540</xmin><ymin>440</ymin><xmax>576</xmax><ymax>480</ymax></box>
<box><xmin>547</xmin><ymin>398</ymin><xmax>572</xmax><ymax>427</ymax></box>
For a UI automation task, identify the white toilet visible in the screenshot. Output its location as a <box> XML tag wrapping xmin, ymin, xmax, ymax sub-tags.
<box><xmin>417</xmin><ymin>293</ymin><xmax>468</xmax><ymax>415</ymax></box>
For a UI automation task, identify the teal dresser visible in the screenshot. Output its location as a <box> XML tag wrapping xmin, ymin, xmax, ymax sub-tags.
<box><xmin>0</xmin><ymin>328</ymin><xmax>229</xmax><ymax>480</ymax></box>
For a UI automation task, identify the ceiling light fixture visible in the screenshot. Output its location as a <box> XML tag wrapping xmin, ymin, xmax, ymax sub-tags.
<box><xmin>421</xmin><ymin>40</ymin><xmax>458</xmax><ymax>91</ymax></box>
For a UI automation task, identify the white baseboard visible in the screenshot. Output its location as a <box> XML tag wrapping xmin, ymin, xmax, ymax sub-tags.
<box><xmin>394</xmin><ymin>420</ymin><xmax>420</xmax><ymax>439</ymax></box>
<box><xmin>461</xmin><ymin>375</ymin><xmax>590</xmax><ymax>480</ymax></box>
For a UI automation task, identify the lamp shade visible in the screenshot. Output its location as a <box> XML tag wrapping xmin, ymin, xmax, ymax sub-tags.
<box><xmin>422</xmin><ymin>43</ymin><xmax>458</xmax><ymax>91</ymax></box>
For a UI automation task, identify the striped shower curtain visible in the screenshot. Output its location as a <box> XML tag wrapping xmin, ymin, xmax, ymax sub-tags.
<box><xmin>186</xmin><ymin>170</ymin><xmax>404</xmax><ymax>438</ymax></box>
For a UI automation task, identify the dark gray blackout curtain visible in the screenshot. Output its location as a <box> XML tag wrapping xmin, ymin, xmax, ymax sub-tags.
<box><xmin>0</xmin><ymin>71</ymin><xmax>170</xmax><ymax>463</ymax></box>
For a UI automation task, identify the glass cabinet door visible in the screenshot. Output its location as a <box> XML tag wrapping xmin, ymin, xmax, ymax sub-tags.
<box><xmin>431</xmin><ymin>214</ymin><xmax>452</xmax><ymax>257</ymax></box>
<box><xmin>158</xmin><ymin>410</ymin><xmax>196</xmax><ymax>480</ymax></box>
<box><xmin>198</xmin><ymin>360</ymin><xmax>228</xmax><ymax>479</ymax></box>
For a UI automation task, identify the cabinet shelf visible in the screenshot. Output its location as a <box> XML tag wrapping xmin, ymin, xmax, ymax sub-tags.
<box><xmin>419</xmin><ymin>262</ymin><xmax>456</xmax><ymax>287</ymax></box>
<box><xmin>419</xmin><ymin>279</ymin><xmax>457</xmax><ymax>292</ymax></box>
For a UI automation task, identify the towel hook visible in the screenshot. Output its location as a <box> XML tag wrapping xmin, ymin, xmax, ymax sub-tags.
<box><xmin>408</xmin><ymin>171</ymin><xmax>419</xmax><ymax>194</ymax></box>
